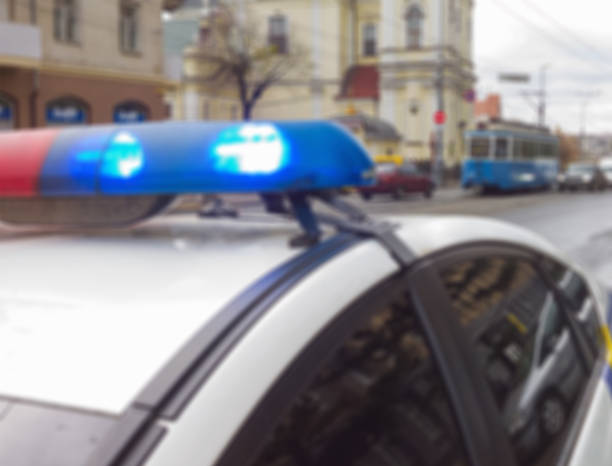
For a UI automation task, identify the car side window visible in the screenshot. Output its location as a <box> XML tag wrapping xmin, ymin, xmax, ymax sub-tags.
<box><xmin>542</xmin><ymin>258</ymin><xmax>602</xmax><ymax>358</ymax></box>
<box><xmin>248</xmin><ymin>292</ymin><xmax>470</xmax><ymax>466</ymax></box>
<box><xmin>439</xmin><ymin>256</ymin><xmax>589</xmax><ymax>465</ymax></box>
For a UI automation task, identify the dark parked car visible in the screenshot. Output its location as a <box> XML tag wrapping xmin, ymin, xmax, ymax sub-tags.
<box><xmin>359</xmin><ymin>162</ymin><xmax>435</xmax><ymax>200</ymax></box>
<box><xmin>558</xmin><ymin>163</ymin><xmax>606</xmax><ymax>191</ymax></box>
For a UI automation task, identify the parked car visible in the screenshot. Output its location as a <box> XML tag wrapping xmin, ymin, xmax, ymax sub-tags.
<box><xmin>359</xmin><ymin>162</ymin><xmax>435</xmax><ymax>200</ymax></box>
<box><xmin>558</xmin><ymin>163</ymin><xmax>606</xmax><ymax>191</ymax></box>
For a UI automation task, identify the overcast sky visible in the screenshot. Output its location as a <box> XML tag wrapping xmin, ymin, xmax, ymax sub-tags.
<box><xmin>474</xmin><ymin>0</ymin><xmax>612</xmax><ymax>134</ymax></box>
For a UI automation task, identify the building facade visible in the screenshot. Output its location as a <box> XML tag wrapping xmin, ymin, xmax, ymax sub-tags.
<box><xmin>0</xmin><ymin>0</ymin><xmax>172</xmax><ymax>130</ymax></box>
<box><xmin>169</xmin><ymin>0</ymin><xmax>475</xmax><ymax>166</ymax></box>
<box><xmin>475</xmin><ymin>93</ymin><xmax>501</xmax><ymax>124</ymax></box>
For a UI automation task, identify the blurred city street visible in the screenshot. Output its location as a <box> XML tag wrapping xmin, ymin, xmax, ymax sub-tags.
<box><xmin>223</xmin><ymin>188</ymin><xmax>612</xmax><ymax>289</ymax></box>
<box><xmin>359</xmin><ymin>190</ymin><xmax>612</xmax><ymax>287</ymax></box>
<box><xmin>4</xmin><ymin>0</ymin><xmax>612</xmax><ymax>464</ymax></box>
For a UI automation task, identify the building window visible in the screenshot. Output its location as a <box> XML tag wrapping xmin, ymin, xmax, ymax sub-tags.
<box><xmin>362</xmin><ymin>23</ymin><xmax>377</xmax><ymax>56</ymax></box>
<box><xmin>268</xmin><ymin>14</ymin><xmax>288</xmax><ymax>54</ymax></box>
<box><xmin>113</xmin><ymin>101</ymin><xmax>149</xmax><ymax>123</ymax></box>
<box><xmin>53</xmin><ymin>0</ymin><xmax>78</xmax><ymax>43</ymax></box>
<box><xmin>29</xmin><ymin>0</ymin><xmax>37</xmax><ymax>24</ymax></box>
<box><xmin>449</xmin><ymin>0</ymin><xmax>462</xmax><ymax>34</ymax></box>
<box><xmin>120</xmin><ymin>1</ymin><xmax>140</xmax><ymax>53</ymax></box>
<box><xmin>0</xmin><ymin>94</ymin><xmax>15</xmax><ymax>131</ymax></box>
<box><xmin>406</xmin><ymin>5</ymin><xmax>424</xmax><ymax>49</ymax></box>
<box><xmin>202</xmin><ymin>100</ymin><xmax>210</xmax><ymax>120</ymax></box>
<box><xmin>46</xmin><ymin>96</ymin><xmax>88</xmax><ymax>125</ymax></box>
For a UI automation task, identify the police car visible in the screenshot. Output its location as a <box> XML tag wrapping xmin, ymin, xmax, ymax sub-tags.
<box><xmin>0</xmin><ymin>121</ymin><xmax>611</xmax><ymax>466</ymax></box>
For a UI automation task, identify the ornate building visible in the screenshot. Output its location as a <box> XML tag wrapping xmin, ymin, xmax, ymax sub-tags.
<box><xmin>0</xmin><ymin>0</ymin><xmax>174</xmax><ymax>130</ymax></box>
<box><xmin>168</xmin><ymin>0</ymin><xmax>475</xmax><ymax>166</ymax></box>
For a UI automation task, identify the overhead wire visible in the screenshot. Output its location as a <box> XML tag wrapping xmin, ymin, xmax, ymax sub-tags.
<box><xmin>518</xmin><ymin>0</ymin><xmax>612</xmax><ymax>65</ymax></box>
<box><xmin>491</xmin><ymin>0</ymin><xmax>612</xmax><ymax>75</ymax></box>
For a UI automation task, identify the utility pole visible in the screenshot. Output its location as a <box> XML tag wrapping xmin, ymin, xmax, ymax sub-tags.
<box><xmin>579</xmin><ymin>100</ymin><xmax>588</xmax><ymax>160</ymax></box>
<box><xmin>433</xmin><ymin>0</ymin><xmax>445</xmax><ymax>187</ymax></box>
<box><xmin>537</xmin><ymin>64</ymin><xmax>550</xmax><ymax>127</ymax></box>
<box><xmin>576</xmin><ymin>91</ymin><xmax>601</xmax><ymax>159</ymax></box>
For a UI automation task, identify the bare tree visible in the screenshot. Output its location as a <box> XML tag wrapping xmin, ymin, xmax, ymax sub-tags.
<box><xmin>192</xmin><ymin>4</ymin><xmax>308</xmax><ymax>120</ymax></box>
<box><xmin>555</xmin><ymin>128</ymin><xmax>579</xmax><ymax>169</ymax></box>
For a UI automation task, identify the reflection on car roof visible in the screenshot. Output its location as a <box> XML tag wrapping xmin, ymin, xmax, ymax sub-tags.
<box><xmin>0</xmin><ymin>215</ymin><xmax>301</xmax><ymax>415</ymax></box>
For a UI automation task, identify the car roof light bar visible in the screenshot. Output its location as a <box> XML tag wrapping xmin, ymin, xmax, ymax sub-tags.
<box><xmin>0</xmin><ymin>121</ymin><xmax>374</xmax><ymax>198</ymax></box>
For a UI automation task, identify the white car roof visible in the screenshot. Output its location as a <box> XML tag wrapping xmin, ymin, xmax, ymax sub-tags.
<box><xmin>0</xmin><ymin>216</ymin><xmax>302</xmax><ymax>415</ymax></box>
<box><xmin>393</xmin><ymin>214</ymin><xmax>561</xmax><ymax>260</ymax></box>
<box><xmin>0</xmin><ymin>212</ymin><xmax>566</xmax><ymax>416</ymax></box>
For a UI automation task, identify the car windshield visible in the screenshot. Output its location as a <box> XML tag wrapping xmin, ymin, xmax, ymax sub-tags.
<box><xmin>400</xmin><ymin>162</ymin><xmax>419</xmax><ymax>174</ymax></box>
<box><xmin>375</xmin><ymin>163</ymin><xmax>398</xmax><ymax>175</ymax></box>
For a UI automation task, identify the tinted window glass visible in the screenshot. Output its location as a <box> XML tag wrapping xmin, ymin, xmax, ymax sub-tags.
<box><xmin>400</xmin><ymin>162</ymin><xmax>418</xmax><ymax>175</ymax></box>
<box><xmin>250</xmin><ymin>294</ymin><xmax>470</xmax><ymax>466</ymax></box>
<box><xmin>470</xmin><ymin>137</ymin><xmax>489</xmax><ymax>158</ymax></box>
<box><xmin>495</xmin><ymin>138</ymin><xmax>508</xmax><ymax>159</ymax></box>
<box><xmin>440</xmin><ymin>256</ymin><xmax>588</xmax><ymax>464</ymax></box>
<box><xmin>543</xmin><ymin>259</ymin><xmax>602</xmax><ymax>357</ymax></box>
<box><xmin>375</xmin><ymin>163</ymin><xmax>397</xmax><ymax>175</ymax></box>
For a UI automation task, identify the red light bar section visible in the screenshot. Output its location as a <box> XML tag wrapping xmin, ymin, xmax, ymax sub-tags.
<box><xmin>0</xmin><ymin>129</ymin><xmax>59</xmax><ymax>197</ymax></box>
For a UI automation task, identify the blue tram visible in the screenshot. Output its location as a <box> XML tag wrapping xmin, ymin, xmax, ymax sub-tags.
<box><xmin>462</xmin><ymin>129</ymin><xmax>560</xmax><ymax>192</ymax></box>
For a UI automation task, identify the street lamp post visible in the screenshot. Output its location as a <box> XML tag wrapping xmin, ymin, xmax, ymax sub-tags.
<box><xmin>537</xmin><ymin>64</ymin><xmax>550</xmax><ymax>127</ymax></box>
<box><xmin>577</xmin><ymin>91</ymin><xmax>601</xmax><ymax>159</ymax></box>
<box><xmin>499</xmin><ymin>65</ymin><xmax>549</xmax><ymax>127</ymax></box>
<box><xmin>432</xmin><ymin>0</ymin><xmax>445</xmax><ymax>188</ymax></box>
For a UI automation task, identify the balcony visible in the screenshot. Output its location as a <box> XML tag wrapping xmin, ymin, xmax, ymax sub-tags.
<box><xmin>0</xmin><ymin>22</ymin><xmax>41</xmax><ymax>65</ymax></box>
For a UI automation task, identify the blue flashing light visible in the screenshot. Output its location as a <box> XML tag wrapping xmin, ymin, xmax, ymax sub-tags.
<box><xmin>212</xmin><ymin>123</ymin><xmax>288</xmax><ymax>174</ymax></box>
<box><xmin>100</xmin><ymin>131</ymin><xmax>145</xmax><ymax>179</ymax></box>
<box><xmin>40</xmin><ymin>127</ymin><xmax>115</xmax><ymax>195</ymax></box>
<box><xmin>36</xmin><ymin>121</ymin><xmax>374</xmax><ymax>197</ymax></box>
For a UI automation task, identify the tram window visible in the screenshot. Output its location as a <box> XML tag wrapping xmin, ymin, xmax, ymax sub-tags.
<box><xmin>495</xmin><ymin>138</ymin><xmax>508</xmax><ymax>159</ymax></box>
<box><xmin>514</xmin><ymin>140</ymin><xmax>523</xmax><ymax>158</ymax></box>
<box><xmin>524</xmin><ymin>141</ymin><xmax>536</xmax><ymax>159</ymax></box>
<box><xmin>470</xmin><ymin>137</ymin><xmax>490</xmax><ymax>158</ymax></box>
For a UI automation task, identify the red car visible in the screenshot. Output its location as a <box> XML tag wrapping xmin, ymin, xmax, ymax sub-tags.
<box><xmin>359</xmin><ymin>162</ymin><xmax>435</xmax><ymax>200</ymax></box>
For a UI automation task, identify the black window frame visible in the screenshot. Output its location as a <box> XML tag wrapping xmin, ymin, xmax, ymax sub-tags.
<box><xmin>405</xmin><ymin>5</ymin><xmax>424</xmax><ymax>49</ymax></box>
<box><xmin>268</xmin><ymin>14</ymin><xmax>288</xmax><ymax>54</ymax></box>
<box><xmin>215</xmin><ymin>263</ymin><xmax>516</xmax><ymax>466</ymax></box>
<box><xmin>362</xmin><ymin>22</ymin><xmax>377</xmax><ymax>56</ymax></box>
<box><xmin>429</xmin><ymin>241</ymin><xmax>604</xmax><ymax>466</ymax></box>
<box><xmin>53</xmin><ymin>0</ymin><xmax>79</xmax><ymax>43</ymax></box>
<box><xmin>119</xmin><ymin>0</ymin><xmax>140</xmax><ymax>54</ymax></box>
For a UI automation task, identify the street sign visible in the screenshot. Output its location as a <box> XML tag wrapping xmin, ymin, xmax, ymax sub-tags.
<box><xmin>46</xmin><ymin>101</ymin><xmax>87</xmax><ymax>125</ymax></box>
<box><xmin>0</xmin><ymin>98</ymin><xmax>13</xmax><ymax>130</ymax></box>
<box><xmin>499</xmin><ymin>73</ymin><xmax>531</xmax><ymax>83</ymax></box>
<box><xmin>114</xmin><ymin>102</ymin><xmax>148</xmax><ymax>123</ymax></box>
<box><xmin>434</xmin><ymin>111</ymin><xmax>446</xmax><ymax>125</ymax></box>
<box><xmin>463</xmin><ymin>89</ymin><xmax>476</xmax><ymax>102</ymax></box>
